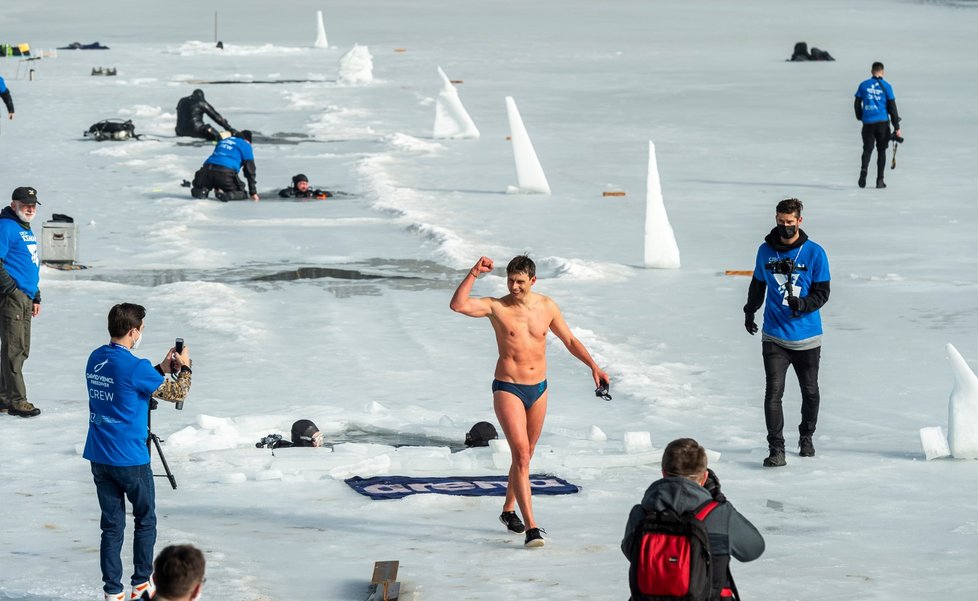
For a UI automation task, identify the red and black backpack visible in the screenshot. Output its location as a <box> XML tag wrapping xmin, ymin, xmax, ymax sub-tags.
<box><xmin>628</xmin><ymin>499</ymin><xmax>727</xmax><ymax>601</ymax></box>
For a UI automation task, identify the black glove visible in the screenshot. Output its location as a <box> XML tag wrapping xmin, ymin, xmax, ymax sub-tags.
<box><xmin>787</xmin><ymin>295</ymin><xmax>803</xmax><ymax>312</ymax></box>
<box><xmin>703</xmin><ymin>468</ymin><xmax>725</xmax><ymax>503</ymax></box>
<box><xmin>744</xmin><ymin>314</ymin><xmax>758</xmax><ymax>335</ymax></box>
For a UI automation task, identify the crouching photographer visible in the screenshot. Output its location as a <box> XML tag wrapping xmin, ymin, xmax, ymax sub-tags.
<box><xmin>622</xmin><ymin>439</ymin><xmax>765</xmax><ymax>601</ymax></box>
<box><xmin>83</xmin><ymin>303</ymin><xmax>193</xmax><ymax>601</ymax></box>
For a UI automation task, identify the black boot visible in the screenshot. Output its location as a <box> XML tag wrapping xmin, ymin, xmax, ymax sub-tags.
<box><xmin>190</xmin><ymin>187</ymin><xmax>209</xmax><ymax>199</ymax></box>
<box><xmin>858</xmin><ymin>170</ymin><xmax>867</xmax><ymax>189</ymax></box>
<box><xmin>763</xmin><ymin>448</ymin><xmax>786</xmax><ymax>467</ymax></box>
<box><xmin>799</xmin><ymin>436</ymin><xmax>815</xmax><ymax>457</ymax></box>
<box><xmin>876</xmin><ymin>178</ymin><xmax>886</xmax><ymax>189</ymax></box>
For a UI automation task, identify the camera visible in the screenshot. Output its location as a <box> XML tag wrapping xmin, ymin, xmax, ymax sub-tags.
<box><xmin>890</xmin><ymin>132</ymin><xmax>904</xmax><ymax>144</ymax></box>
<box><xmin>765</xmin><ymin>257</ymin><xmax>795</xmax><ymax>275</ymax></box>
<box><xmin>256</xmin><ymin>433</ymin><xmax>283</xmax><ymax>449</ymax></box>
<box><xmin>595</xmin><ymin>379</ymin><xmax>612</xmax><ymax>401</ymax></box>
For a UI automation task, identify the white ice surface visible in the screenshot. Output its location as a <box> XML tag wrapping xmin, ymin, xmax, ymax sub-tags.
<box><xmin>1</xmin><ymin>1</ymin><xmax>978</xmax><ymax>600</ymax></box>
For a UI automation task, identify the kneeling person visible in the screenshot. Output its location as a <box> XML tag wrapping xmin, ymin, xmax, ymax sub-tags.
<box><xmin>190</xmin><ymin>130</ymin><xmax>258</xmax><ymax>201</ymax></box>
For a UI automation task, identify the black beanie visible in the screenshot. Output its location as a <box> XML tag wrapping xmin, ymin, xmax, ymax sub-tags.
<box><xmin>237</xmin><ymin>130</ymin><xmax>253</xmax><ymax>143</ymax></box>
<box><xmin>292</xmin><ymin>173</ymin><xmax>309</xmax><ymax>185</ymax></box>
<box><xmin>291</xmin><ymin>419</ymin><xmax>320</xmax><ymax>446</ymax></box>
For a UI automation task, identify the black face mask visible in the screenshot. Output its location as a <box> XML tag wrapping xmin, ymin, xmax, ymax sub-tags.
<box><xmin>777</xmin><ymin>224</ymin><xmax>797</xmax><ymax>239</ymax></box>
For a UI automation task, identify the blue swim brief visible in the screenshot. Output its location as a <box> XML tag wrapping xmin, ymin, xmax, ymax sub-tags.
<box><xmin>492</xmin><ymin>379</ymin><xmax>548</xmax><ymax>410</ymax></box>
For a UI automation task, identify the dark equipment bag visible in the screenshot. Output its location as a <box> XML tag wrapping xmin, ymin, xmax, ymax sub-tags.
<box><xmin>628</xmin><ymin>500</ymin><xmax>720</xmax><ymax>601</ymax></box>
<box><xmin>84</xmin><ymin>119</ymin><xmax>138</xmax><ymax>141</ymax></box>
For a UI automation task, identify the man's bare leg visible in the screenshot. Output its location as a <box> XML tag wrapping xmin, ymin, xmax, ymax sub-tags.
<box><xmin>494</xmin><ymin>390</ymin><xmax>548</xmax><ymax>530</ymax></box>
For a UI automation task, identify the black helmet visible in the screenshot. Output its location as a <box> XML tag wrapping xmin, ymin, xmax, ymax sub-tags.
<box><xmin>291</xmin><ymin>419</ymin><xmax>321</xmax><ymax>447</ymax></box>
<box><xmin>192</xmin><ymin>89</ymin><xmax>205</xmax><ymax>99</ymax></box>
<box><xmin>464</xmin><ymin>421</ymin><xmax>498</xmax><ymax>447</ymax></box>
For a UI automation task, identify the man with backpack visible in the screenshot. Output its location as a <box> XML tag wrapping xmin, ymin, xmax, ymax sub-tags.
<box><xmin>622</xmin><ymin>438</ymin><xmax>764</xmax><ymax>601</ymax></box>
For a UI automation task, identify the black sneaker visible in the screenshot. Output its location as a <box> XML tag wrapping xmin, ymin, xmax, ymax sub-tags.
<box><xmin>799</xmin><ymin>437</ymin><xmax>815</xmax><ymax>457</ymax></box>
<box><xmin>875</xmin><ymin>179</ymin><xmax>886</xmax><ymax>189</ymax></box>
<box><xmin>762</xmin><ymin>449</ymin><xmax>786</xmax><ymax>467</ymax></box>
<box><xmin>858</xmin><ymin>170</ymin><xmax>867</xmax><ymax>188</ymax></box>
<box><xmin>499</xmin><ymin>511</ymin><xmax>525</xmax><ymax>534</ymax></box>
<box><xmin>524</xmin><ymin>527</ymin><xmax>545</xmax><ymax>548</ymax></box>
<box><xmin>9</xmin><ymin>402</ymin><xmax>40</xmax><ymax>418</ymax></box>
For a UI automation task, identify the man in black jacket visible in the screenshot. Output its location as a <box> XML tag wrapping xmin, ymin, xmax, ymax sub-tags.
<box><xmin>175</xmin><ymin>89</ymin><xmax>233</xmax><ymax>142</ymax></box>
<box><xmin>622</xmin><ymin>438</ymin><xmax>765</xmax><ymax>601</ymax></box>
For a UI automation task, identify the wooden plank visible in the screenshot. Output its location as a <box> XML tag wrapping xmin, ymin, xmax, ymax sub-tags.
<box><xmin>383</xmin><ymin>581</ymin><xmax>400</xmax><ymax>601</ymax></box>
<box><xmin>724</xmin><ymin>269</ymin><xmax>753</xmax><ymax>276</ymax></box>
<box><xmin>371</xmin><ymin>560</ymin><xmax>399</xmax><ymax>584</ymax></box>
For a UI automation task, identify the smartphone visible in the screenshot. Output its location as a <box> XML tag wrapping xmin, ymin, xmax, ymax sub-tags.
<box><xmin>174</xmin><ymin>338</ymin><xmax>185</xmax><ymax>410</ymax></box>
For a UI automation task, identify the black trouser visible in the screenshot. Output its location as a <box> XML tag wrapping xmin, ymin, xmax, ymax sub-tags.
<box><xmin>762</xmin><ymin>341</ymin><xmax>821</xmax><ymax>450</ymax></box>
<box><xmin>860</xmin><ymin>121</ymin><xmax>890</xmax><ymax>181</ymax></box>
<box><xmin>191</xmin><ymin>164</ymin><xmax>246</xmax><ymax>199</ymax></box>
<box><xmin>176</xmin><ymin>124</ymin><xmax>222</xmax><ymax>142</ymax></box>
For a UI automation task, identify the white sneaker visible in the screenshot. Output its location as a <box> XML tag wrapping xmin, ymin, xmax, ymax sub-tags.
<box><xmin>130</xmin><ymin>581</ymin><xmax>155</xmax><ymax>600</ymax></box>
<box><xmin>105</xmin><ymin>593</ymin><xmax>125</xmax><ymax>601</ymax></box>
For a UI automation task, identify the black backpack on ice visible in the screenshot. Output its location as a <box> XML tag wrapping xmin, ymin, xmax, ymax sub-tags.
<box><xmin>84</xmin><ymin>119</ymin><xmax>138</xmax><ymax>141</ymax></box>
<box><xmin>628</xmin><ymin>499</ymin><xmax>721</xmax><ymax>601</ymax></box>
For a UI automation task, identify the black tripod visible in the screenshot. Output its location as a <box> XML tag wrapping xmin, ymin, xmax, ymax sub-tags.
<box><xmin>148</xmin><ymin>399</ymin><xmax>177</xmax><ymax>490</ymax></box>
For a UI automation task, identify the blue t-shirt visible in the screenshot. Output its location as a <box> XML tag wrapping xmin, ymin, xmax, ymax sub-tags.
<box><xmin>204</xmin><ymin>136</ymin><xmax>254</xmax><ymax>171</ymax></box>
<box><xmin>855</xmin><ymin>77</ymin><xmax>895</xmax><ymax>124</ymax></box>
<box><xmin>83</xmin><ymin>343</ymin><xmax>165</xmax><ymax>466</ymax></box>
<box><xmin>0</xmin><ymin>217</ymin><xmax>39</xmax><ymax>298</ymax></box>
<box><xmin>753</xmin><ymin>240</ymin><xmax>830</xmax><ymax>342</ymax></box>
<box><xmin>0</xmin><ymin>76</ymin><xmax>7</xmax><ymax>94</ymax></box>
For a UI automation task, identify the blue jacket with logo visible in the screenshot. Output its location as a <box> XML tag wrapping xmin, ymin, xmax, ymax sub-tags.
<box><xmin>854</xmin><ymin>77</ymin><xmax>900</xmax><ymax>127</ymax></box>
<box><xmin>0</xmin><ymin>206</ymin><xmax>40</xmax><ymax>301</ymax></box>
<box><xmin>745</xmin><ymin>229</ymin><xmax>831</xmax><ymax>344</ymax></box>
<box><xmin>83</xmin><ymin>343</ymin><xmax>165</xmax><ymax>466</ymax></box>
<box><xmin>204</xmin><ymin>135</ymin><xmax>257</xmax><ymax>194</ymax></box>
<box><xmin>0</xmin><ymin>76</ymin><xmax>13</xmax><ymax>115</ymax></box>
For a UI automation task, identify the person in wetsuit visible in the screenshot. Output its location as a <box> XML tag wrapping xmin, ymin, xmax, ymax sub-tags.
<box><xmin>175</xmin><ymin>89</ymin><xmax>233</xmax><ymax>142</ymax></box>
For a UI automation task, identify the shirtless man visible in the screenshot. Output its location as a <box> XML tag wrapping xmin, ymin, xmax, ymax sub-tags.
<box><xmin>450</xmin><ymin>255</ymin><xmax>609</xmax><ymax>548</ymax></box>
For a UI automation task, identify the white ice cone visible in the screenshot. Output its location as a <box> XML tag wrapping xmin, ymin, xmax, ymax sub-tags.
<box><xmin>643</xmin><ymin>141</ymin><xmax>680</xmax><ymax>269</ymax></box>
<box><xmin>314</xmin><ymin>11</ymin><xmax>329</xmax><ymax>48</ymax></box>
<box><xmin>947</xmin><ymin>343</ymin><xmax>978</xmax><ymax>458</ymax></box>
<box><xmin>505</xmin><ymin>96</ymin><xmax>550</xmax><ymax>195</ymax></box>
<box><xmin>433</xmin><ymin>67</ymin><xmax>480</xmax><ymax>139</ymax></box>
<box><xmin>338</xmin><ymin>44</ymin><xmax>373</xmax><ymax>84</ymax></box>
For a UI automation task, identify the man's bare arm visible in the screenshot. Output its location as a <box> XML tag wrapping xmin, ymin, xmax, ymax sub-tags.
<box><xmin>450</xmin><ymin>256</ymin><xmax>495</xmax><ymax>318</ymax></box>
<box><xmin>548</xmin><ymin>299</ymin><xmax>610</xmax><ymax>387</ymax></box>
